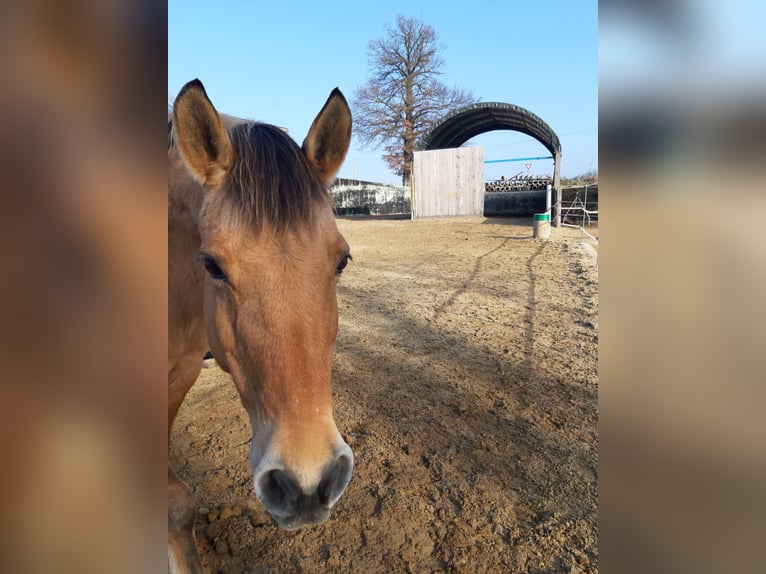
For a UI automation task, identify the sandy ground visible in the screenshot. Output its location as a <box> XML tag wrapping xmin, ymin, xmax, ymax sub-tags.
<box><xmin>170</xmin><ymin>217</ymin><xmax>598</xmax><ymax>573</ymax></box>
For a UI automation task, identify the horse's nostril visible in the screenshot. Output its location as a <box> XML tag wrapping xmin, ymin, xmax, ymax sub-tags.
<box><xmin>317</xmin><ymin>464</ymin><xmax>339</xmax><ymax>506</ymax></box>
<box><xmin>317</xmin><ymin>454</ymin><xmax>353</xmax><ymax>506</ymax></box>
<box><xmin>259</xmin><ymin>469</ymin><xmax>298</xmax><ymax>507</ymax></box>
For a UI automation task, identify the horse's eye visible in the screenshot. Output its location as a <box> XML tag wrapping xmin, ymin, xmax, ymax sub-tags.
<box><xmin>336</xmin><ymin>254</ymin><xmax>351</xmax><ymax>276</ymax></box>
<box><xmin>200</xmin><ymin>255</ymin><xmax>227</xmax><ymax>282</ymax></box>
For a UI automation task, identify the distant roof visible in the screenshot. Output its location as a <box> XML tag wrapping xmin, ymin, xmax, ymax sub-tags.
<box><xmin>417</xmin><ymin>102</ymin><xmax>561</xmax><ymax>156</ymax></box>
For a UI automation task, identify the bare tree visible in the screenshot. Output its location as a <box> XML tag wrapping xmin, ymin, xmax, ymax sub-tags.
<box><xmin>353</xmin><ymin>15</ymin><xmax>478</xmax><ymax>185</ymax></box>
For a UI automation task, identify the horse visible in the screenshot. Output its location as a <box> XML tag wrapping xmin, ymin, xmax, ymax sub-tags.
<box><xmin>168</xmin><ymin>79</ymin><xmax>353</xmax><ymax>573</ymax></box>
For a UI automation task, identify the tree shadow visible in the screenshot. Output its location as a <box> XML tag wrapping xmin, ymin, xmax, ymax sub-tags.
<box><xmin>333</xmin><ymin>234</ymin><xmax>597</xmax><ymax>506</ymax></box>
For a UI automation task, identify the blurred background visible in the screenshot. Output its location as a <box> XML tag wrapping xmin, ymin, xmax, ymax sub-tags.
<box><xmin>600</xmin><ymin>0</ymin><xmax>765</xmax><ymax>572</ymax></box>
<box><xmin>0</xmin><ymin>1</ymin><xmax>166</xmax><ymax>572</ymax></box>
<box><xmin>0</xmin><ymin>0</ymin><xmax>764</xmax><ymax>572</ymax></box>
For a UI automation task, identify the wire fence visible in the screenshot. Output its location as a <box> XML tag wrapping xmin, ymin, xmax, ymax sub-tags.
<box><xmin>559</xmin><ymin>183</ymin><xmax>598</xmax><ymax>263</ymax></box>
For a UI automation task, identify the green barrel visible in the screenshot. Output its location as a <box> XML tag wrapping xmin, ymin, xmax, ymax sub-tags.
<box><xmin>533</xmin><ymin>212</ymin><xmax>551</xmax><ymax>238</ymax></box>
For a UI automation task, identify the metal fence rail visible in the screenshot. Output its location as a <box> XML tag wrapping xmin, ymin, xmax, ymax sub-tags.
<box><xmin>559</xmin><ymin>183</ymin><xmax>598</xmax><ymax>264</ymax></box>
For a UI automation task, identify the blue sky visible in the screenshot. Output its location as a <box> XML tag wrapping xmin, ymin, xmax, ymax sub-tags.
<box><xmin>169</xmin><ymin>1</ymin><xmax>597</xmax><ymax>184</ymax></box>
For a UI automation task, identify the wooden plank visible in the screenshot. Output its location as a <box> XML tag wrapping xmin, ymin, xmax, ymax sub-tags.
<box><xmin>412</xmin><ymin>147</ymin><xmax>484</xmax><ymax>218</ymax></box>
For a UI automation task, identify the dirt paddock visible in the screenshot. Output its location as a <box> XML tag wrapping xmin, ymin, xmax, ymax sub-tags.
<box><xmin>170</xmin><ymin>217</ymin><xmax>598</xmax><ymax>573</ymax></box>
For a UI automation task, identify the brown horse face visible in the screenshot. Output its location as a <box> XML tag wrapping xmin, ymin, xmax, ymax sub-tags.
<box><xmin>172</xmin><ymin>80</ymin><xmax>353</xmax><ymax>529</ymax></box>
<box><xmin>201</xmin><ymin>211</ymin><xmax>353</xmax><ymax>529</ymax></box>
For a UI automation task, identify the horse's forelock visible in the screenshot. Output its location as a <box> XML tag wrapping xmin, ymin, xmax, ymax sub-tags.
<box><xmin>168</xmin><ymin>117</ymin><xmax>331</xmax><ymax>233</ymax></box>
<box><xmin>224</xmin><ymin>122</ymin><xmax>330</xmax><ymax>233</ymax></box>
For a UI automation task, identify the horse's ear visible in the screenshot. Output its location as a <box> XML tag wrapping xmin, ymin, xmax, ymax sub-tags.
<box><xmin>302</xmin><ymin>88</ymin><xmax>352</xmax><ymax>186</ymax></box>
<box><xmin>172</xmin><ymin>79</ymin><xmax>233</xmax><ymax>187</ymax></box>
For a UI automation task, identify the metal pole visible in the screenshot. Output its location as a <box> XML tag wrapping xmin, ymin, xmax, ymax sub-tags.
<box><xmin>552</xmin><ymin>150</ymin><xmax>561</xmax><ymax>227</ymax></box>
<box><xmin>546</xmin><ymin>183</ymin><xmax>552</xmax><ymax>216</ymax></box>
<box><xmin>582</xmin><ymin>185</ymin><xmax>587</xmax><ymax>229</ymax></box>
<box><xmin>581</xmin><ymin>185</ymin><xmax>589</xmax><ymax>243</ymax></box>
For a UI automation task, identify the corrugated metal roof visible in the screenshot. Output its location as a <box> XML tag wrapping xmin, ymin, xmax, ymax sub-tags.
<box><xmin>416</xmin><ymin>102</ymin><xmax>561</xmax><ymax>156</ymax></box>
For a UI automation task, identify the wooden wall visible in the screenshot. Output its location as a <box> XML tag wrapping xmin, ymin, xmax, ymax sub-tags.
<box><xmin>412</xmin><ymin>147</ymin><xmax>484</xmax><ymax>218</ymax></box>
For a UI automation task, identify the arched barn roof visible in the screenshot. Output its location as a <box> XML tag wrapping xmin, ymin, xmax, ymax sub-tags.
<box><xmin>417</xmin><ymin>102</ymin><xmax>561</xmax><ymax>156</ymax></box>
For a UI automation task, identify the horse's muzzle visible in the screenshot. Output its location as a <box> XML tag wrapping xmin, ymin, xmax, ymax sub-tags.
<box><xmin>253</xmin><ymin>444</ymin><xmax>353</xmax><ymax>530</ymax></box>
